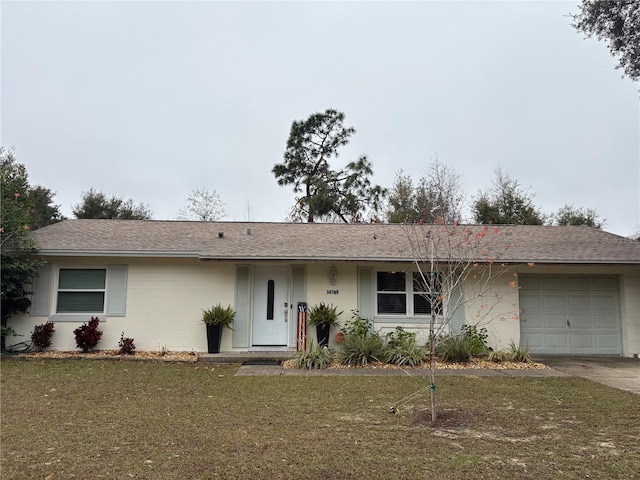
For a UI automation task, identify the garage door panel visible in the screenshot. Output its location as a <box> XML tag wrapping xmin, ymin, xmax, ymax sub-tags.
<box><xmin>542</xmin><ymin>296</ymin><xmax>565</xmax><ymax>310</ymax></box>
<box><xmin>570</xmin><ymin>333</ymin><xmax>595</xmax><ymax>348</ymax></box>
<box><xmin>520</xmin><ymin>275</ymin><xmax>621</xmax><ymax>355</ymax></box>
<box><xmin>519</xmin><ymin>295</ymin><xmax>540</xmax><ymax>310</ymax></box>
<box><xmin>567</xmin><ymin>277</ymin><xmax>590</xmax><ymax>291</ymax></box>
<box><xmin>593</xmin><ymin>295</ymin><xmax>617</xmax><ymax>312</ymax></box>
<box><xmin>523</xmin><ymin>334</ymin><xmax>543</xmax><ymax>349</ymax></box>
<box><xmin>568</xmin><ymin>295</ymin><xmax>590</xmax><ymax>310</ymax></box>
<box><xmin>597</xmin><ymin>335</ymin><xmax>621</xmax><ymax>348</ymax></box>
<box><xmin>519</xmin><ymin>277</ymin><xmax>540</xmax><ymax>290</ymax></box>
<box><xmin>569</xmin><ymin>314</ymin><xmax>592</xmax><ymax>329</ymax></box>
<box><xmin>595</xmin><ymin>314</ymin><xmax>618</xmax><ymax>329</ymax></box>
<box><xmin>543</xmin><ymin>277</ymin><xmax>565</xmax><ymax>291</ymax></box>
<box><xmin>592</xmin><ymin>277</ymin><xmax>617</xmax><ymax>291</ymax></box>
<box><xmin>522</xmin><ymin>313</ymin><xmax>543</xmax><ymax>328</ymax></box>
<box><xmin>544</xmin><ymin>314</ymin><xmax>567</xmax><ymax>329</ymax></box>
<box><xmin>545</xmin><ymin>334</ymin><xmax>569</xmax><ymax>348</ymax></box>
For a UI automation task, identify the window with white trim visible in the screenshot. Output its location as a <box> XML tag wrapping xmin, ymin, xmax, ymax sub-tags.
<box><xmin>56</xmin><ymin>268</ymin><xmax>107</xmax><ymax>313</ymax></box>
<box><xmin>376</xmin><ymin>271</ymin><xmax>442</xmax><ymax>316</ymax></box>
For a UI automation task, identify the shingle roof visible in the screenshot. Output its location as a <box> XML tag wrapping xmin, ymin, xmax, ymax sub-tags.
<box><xmin>29</xmin><ymin>219</ymin><xmax>640</xmax><ymax>264</ymax></box>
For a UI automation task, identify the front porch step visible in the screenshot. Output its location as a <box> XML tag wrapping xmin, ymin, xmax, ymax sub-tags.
<box><xmin>198</xmin><ymin>351</ymin><xmax>294</xmax><ymax>365</ymax></box>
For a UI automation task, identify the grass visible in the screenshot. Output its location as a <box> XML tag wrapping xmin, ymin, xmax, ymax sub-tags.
<box><xmin>2</xmin><ymin>357</ymin><xmax>639</xmax><ymax>479</ymax></box>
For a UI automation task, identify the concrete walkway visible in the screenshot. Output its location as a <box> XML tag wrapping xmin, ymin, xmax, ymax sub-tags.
<box><xmin>533</xmin><ymin>355</ymin><xmax>640</xmax><ymax>395</ymax></box>
<box><xmin>235</xmin><ymin>356</ymin><xmax>640</xmax><ymax>395</ymax></box>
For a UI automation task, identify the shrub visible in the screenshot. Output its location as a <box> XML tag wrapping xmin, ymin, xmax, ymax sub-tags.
<box><xmin>339</xmin><ymin>333</ymin><xmax>385</xmax><ymax>366</ymax></box>
<box><xmin>341</xmin><ymin>310</ymin><xmax>373</xmax><ymax>337</ymax></box>
<box><xmin>31</xmin><ymin>322</ymin><xmax>55</xmax><ymax>351</ymax></box>
<box><xmin>488</xmin><ymin>349</ymin><xmax>510</xmax><ymax>363</ymax></box>
<box><xmin>384</xmin><ymin>327</ymin><xmax>426</xmax><ymax>367</ymax></box>
<box><xmin>461</xmin><ymin>324</ymin><xmax>489</xmax><ymax>356</ymax></box>
<box><xmin>337</xmin><ymin>310</ymin><xmax>384</xmax><ymax>366</ymax></box>
<box><xmin>118</xmin><ymin>332</ymin><xmax>136</xmax><ymax>355</ymax></box>
<box><xmin>509</xmin><ymin>341</ymin><xmax>532</xmax><ymax>363</ymax></box>
<box><xmin>437</xmin><ymin>335</ymin><xmax>473</xmax><ymax>363</ymax></box>
<box><xmin>73</xmin><ymin>317</ymin><xmax>103</xmax><ymax>352</ymax></box>
<box><xmin>291</xmin><ymin>340</ymin><xmax>332</xmax><ymax>369</ymax></box>
<box><xmin>1</xmin><ymin>326</ymin><xmax>19</xmax><ymax>338</ymax></box>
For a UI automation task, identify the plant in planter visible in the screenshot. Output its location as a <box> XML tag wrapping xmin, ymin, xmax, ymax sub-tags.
<box><xmin>308</xmin><ymin>302</ymin><xmax>342</xmax><ymax>347</ymax></box>
<box><xmin>202</xmin><ymin>304</ymin><xmax>235</xmax><ymax>353</ymax></box>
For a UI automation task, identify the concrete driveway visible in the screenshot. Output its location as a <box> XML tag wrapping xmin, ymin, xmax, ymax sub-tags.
<box><xmin>535</xmin><ymin>355</ymin><xmax>640</xmax><ymax>395</ymax></box>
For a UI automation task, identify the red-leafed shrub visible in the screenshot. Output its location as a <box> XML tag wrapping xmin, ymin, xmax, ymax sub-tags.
<box><xmin>73</xmin><ymin>317</ymin><xmax>103</xmax><ymax>352</ymax></box>
<box><xmin>31</xmin><ymin>322</ymin><xmax>55</xmax><ymax>351</ymax></box>
<box><xmin>118</xmin><ymin>332</ymin><xmax>135</xmax><ymax>355</ymax></box>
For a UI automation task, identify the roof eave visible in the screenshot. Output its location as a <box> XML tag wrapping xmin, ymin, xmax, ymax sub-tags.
<box><xmin>37</xmin><ymin>250</ymin><xmax>201</xmax><ymax>258</ymax></box>
<box><xmin>34</xmin><ymin>251</ymin><xmax>640</xmax><ymax>265</ymax></box>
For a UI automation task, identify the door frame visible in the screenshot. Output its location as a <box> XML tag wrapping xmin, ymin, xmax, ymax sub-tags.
<box><xmin>251</xmin><ymin>266</ymin><xmax>290</xmax><ymax>348</ymax></box>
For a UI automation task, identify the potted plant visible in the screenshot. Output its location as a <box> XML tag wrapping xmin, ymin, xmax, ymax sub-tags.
<box><xmin>308</xmin><ymin>302</ymin><xmax>342</xmax><ymax>347</ymax></box>
<box><xmin>202</xmin><ymin>304</ymin><xmax>235</xmax><ymax>353</ymax></box>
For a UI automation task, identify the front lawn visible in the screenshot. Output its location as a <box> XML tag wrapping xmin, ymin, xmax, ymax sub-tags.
<box><xmin>1</xmin><ymin>357</ymin><xmax>638</xmax><ymax>479</ymax></box>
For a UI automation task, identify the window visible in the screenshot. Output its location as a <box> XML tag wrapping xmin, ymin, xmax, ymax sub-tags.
<box><xmin>412</xmin><ymin>272</ymin><xmax>443</xmax><ymax>315</ymax></box>
<box><xmin>377</xmin><ymin>272</ymin><xmax>407</xmax><ymax>314</ymax></box>
<box><xmin>56</xmin><ymin>269</ymin><xmax>107</xmax><ymax>313</ymax></box>
<box><xmin>376</xmin><ymin>270</ymin><xmax>442</xmax><ymax>316</ymax></box>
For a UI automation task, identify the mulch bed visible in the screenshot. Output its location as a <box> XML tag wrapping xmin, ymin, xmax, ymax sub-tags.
<box><xmin>16</xmin><ymin>351</ymin><xmax>549</xmax><ymax>370</ymax></box>
<box><xmin>15</xmin><ymin>350</ymin><xmax>199</xmax><ymax>362</ymax></box>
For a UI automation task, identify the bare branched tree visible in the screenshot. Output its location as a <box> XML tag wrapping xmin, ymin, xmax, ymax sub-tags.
<box><xmin>177</xmin><ymin>188</ymin><xmax>226</xmax><ymax>222</ymax></box>
<box><xmin>401</xmin><ymin>221</ymin><xmax>522</xmax><ymax>422</ymax></box>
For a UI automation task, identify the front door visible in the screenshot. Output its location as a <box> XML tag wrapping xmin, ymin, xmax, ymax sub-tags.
<box><xmin>252</xmin><ymin>267</ymin><xmax>289</xmax><ymax>346</ymax></box>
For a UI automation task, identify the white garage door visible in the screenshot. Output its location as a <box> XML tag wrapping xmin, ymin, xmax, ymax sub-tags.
<box><xmin>519</xmin><ymin>275</ymin><xmax>621</xmax><ymax>355</ymax></box>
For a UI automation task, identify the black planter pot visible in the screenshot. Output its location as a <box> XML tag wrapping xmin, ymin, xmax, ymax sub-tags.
<box><xmin>206</xmin><ymin>324</ymin><xmax>223</xmax><ymax>353</ymax></box>
<box><xmin>316</xmin><ymin>324</ymin><xmax>331</xmax><ymax>347</ymax></box>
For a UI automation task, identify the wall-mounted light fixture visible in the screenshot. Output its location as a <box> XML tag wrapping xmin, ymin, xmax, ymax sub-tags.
<box><xmin>329</xmin><ymin>266</ymin><xmax>337</xmax><ymax>285</ymax></box>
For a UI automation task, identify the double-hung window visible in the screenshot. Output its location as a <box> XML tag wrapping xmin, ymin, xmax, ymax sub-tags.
<box><xmin>377</xmin><ymin>272</ymin><xmax>407</xmax><ymax>314</ymax></box>
<box><xmin>412</xmin><ymin>272</ymin><xmax>443</xmax><ymax>315</ymax></box>
<box><xmin>56</xmin><ymin>268</ymin><xmax>107</xmax><ymax>313</ymax></box>
<box><xmin>376</xmin><ymin>271</ymin><xmax>442</xmax><ymax>316</ymax></box>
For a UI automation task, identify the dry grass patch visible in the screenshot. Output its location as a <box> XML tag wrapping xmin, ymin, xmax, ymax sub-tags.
<box><xmin>1</xmin><ymin>357</ymin><xmax>638</xmax><ymax>480</ymax></box>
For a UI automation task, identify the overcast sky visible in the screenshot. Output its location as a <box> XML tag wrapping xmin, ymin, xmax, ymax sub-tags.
<box><xmin>2</xmin><ymin>1</ymin><xmax>638</xmax><ymax>236</ymax></box>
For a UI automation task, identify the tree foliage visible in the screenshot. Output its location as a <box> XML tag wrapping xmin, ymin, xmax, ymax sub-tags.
<box><xmin>273</xmin><ymin>109</ymin><xmax>386</xmax><ymax>223</ymax></box>
<box><xmin>177</xmin><ymin>187</ymin><xmax>226</xmax><ymax>221</ymax></box>
<box><xmin>553</xmin><ymin>204</ymin><xmax>604</xmax><ymax>228</ymax></box>
<box><xmin>386</xmin><ymin>171</ymin><xmax>416</xmax><ymax>223</ymax></box>
<box><xmin>571</xmin><ymin>0</ymin><xmax>640</xmax><ymax>83</ymax></box>
<box><xmin>72</xmin><ymin>188</ymin><xmax>152</xmax><ymax>220</ymax></box>
<box><xmin>472</xmin><ymin>168</ymin><xmax>545</xmax><ymax>225</ymax></box>
<box><xmin>0</xmin><ymin>148</ymin><xmax>45</xmax><ymax>343</ymax></box>
<box><xmin>387</xmin><ymin>159</ymin><xmax>464</xmax><ymax>223</ymax></box>
<box><xmin>29</xmin><ymin>185</ymin><xmax>64</xmax><ymax>229</ymax></box>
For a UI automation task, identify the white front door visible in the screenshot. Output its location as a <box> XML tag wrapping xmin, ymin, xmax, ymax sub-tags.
<box><xmin>252</xmin><ymin>267</ymin><xmax>289</xmax><ymax>346</ymax></box>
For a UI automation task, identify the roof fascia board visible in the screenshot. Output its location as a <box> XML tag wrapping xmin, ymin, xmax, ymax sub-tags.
<box><xmin>198</xmin><ymin>256</ymin><xmax>639</xmax><ymax>265</ymax></box>
<box><xmin>37</xmin><ymin>250</ymin><xmax>201</xmax><ymax>258</ymax></box>
<box><xmin>35</xmin><ymin>252</ymin><xmax>639</xmax><ymax>265</ymax></box>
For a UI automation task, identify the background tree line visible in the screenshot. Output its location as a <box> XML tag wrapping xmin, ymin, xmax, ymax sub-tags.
<box><xmin>385</xmin><ymin>162</ymin><xmax>604</xmax><ymax>228</ymax></box>
<box><xmin>274</xmin><ymin>109</ymin><xmax>608</xmax><ymax>229</ymax></box>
